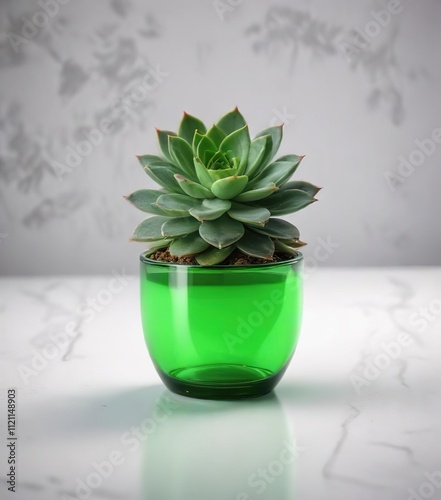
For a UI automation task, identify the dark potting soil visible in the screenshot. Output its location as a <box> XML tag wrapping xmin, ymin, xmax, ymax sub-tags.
<box><xmin>148</xmin><ymin>249</ymin><xmax>294</xmax><ymax>266</ymax></box>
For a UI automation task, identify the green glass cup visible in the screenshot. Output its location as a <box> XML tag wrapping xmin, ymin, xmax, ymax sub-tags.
<box><xmin>140</xmin><ymin>252</ymin><xmax>303</xmax><ymax>400</ymax></box>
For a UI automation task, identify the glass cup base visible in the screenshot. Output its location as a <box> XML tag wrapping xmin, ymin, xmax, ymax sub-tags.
<box><xmin>158</xmin><ymin>363</ymin><xmax>288</xmax><ymax>400</ymax></box>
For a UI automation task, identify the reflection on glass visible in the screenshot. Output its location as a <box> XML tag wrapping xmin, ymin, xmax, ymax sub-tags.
<box><xmin>143</xmin><ymin>391</ymin><xmax>297</xmax><ymax>499</ymax></box>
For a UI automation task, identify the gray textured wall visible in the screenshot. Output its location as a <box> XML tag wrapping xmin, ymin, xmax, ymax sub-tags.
<box><xmin>0</xmin><ymin>0</ymin><xmax>440</xmax><ymax>275</ymax></box>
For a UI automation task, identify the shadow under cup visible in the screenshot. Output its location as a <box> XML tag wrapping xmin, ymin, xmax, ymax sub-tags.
<box><xmin>140</xmin><ymin>253</ymin><xmax>303</xmax><ymax>399</ymax></box>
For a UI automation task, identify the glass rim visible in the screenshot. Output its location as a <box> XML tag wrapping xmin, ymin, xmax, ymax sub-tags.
<box><xmin>140</xmin><ymin>251</ymin><xmax>303</xmax><ymax>270</ymax></box>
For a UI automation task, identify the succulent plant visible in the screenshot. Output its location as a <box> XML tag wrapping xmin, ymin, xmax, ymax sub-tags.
<box><xmin>126</xmin><ymin>108</ymin><xmax>319</xmax><ymax>265</ymax></box>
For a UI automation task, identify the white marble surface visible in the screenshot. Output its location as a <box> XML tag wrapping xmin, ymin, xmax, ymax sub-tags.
<box><xmin>1</xmin><ymin>268</ymin><xmax>441</xmax><ymax>500</ymax></box>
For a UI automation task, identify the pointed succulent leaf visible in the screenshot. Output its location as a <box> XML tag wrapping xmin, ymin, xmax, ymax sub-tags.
<box><xmin>144</xmin><ymin>239</ymin><xmax>173</xmax><ymax>254</ymax></box>
<box><xmin>189</xmin><ymin>198</ymin><xmax>231</xmax><ymax>222</ymax></box>
<box><xmin>216</xmin><ymin>107</ymin><xmax>247</xmax><ymax>135</ymax></box>
<box><xmin>192</xmin><ymin>132</ymin><xmax>205</xmax><ymax>156</ymax></box>
<box><xmin>196</xmin><ymin>134</ymin><xmax>217</xmax><ymax>166</ymax></box>
<box><xmin>247</xmin><ymin>155</ymin><xmax>303</xmax><ymax>190</ymax></box>
<box><xmin>137</xmin><ymin>154</ymin><xmax>174</xmax><ymax>169</ymax></box>
<box><xmin>233</xmin><ymin>183</ymin><xmax>278</xmax><ymax>202</ymax></box>
<box><xmin>211</xmin><ymin>175</ymin><xmax>248</xmax><ymax>200</ymax></box>
<box><xmin>194</xmin><ymin>157</ymin><xmax>214</xmax><ymax>189</ymax></box>
<box><xmin>274</xmin><ymin>239</ymin><xmax>304</xmax><ymax>255</ymax></box>
<box><xmin>196</xmin><ymin>245</ymin><xmax>236</xmax><ymax>266</ymax></box>
<box><xmin>208</xmin><ymin>166</ymin><xmax>237</xmax><ymax>182</ymax></box>
<box><xmin>169</xmin><ymin>232</ymin><xmax>210</xmax><ymax>257</ymax></box>
<box><xmin>178</xmin><ymin>112</ymin><xmax>206</xmax><ymax>144</ymax></box>
<box><xmin>277</xmin><ymin>154</ymin><xmax>304</xmax><ymax>163</ymax></box>
<box><xmin>199</xmin><ymin>215</ymin><xmax>245</xmax><ymax>249</ymax></box>
<box><xmin>131</xmin><ymin>216</ymin><xmax>171</xmax><ymax>241</ymax></box>
<box><xmin>219</xmin><ymin>125</ymin><xmax>250</xmax><ymax>174</ymax></box>
<box><xmin>207</xmin><ymin>150</ymin><xmax>230</xmax><ymax>169</ymax></box>
<box><xmin>156</xmin><ymin>193</ymin><xmax>199</xmax><ymax>217</ymax></box>
<box><xmin>145</xmin><ymin>166</ymin><xmax>183</xmax><ymax>193</ymax></box>
<box><xmin>168</xmin><ymin>136</ymin><xmax>196</xmax><ymax>180</ymax></box>
<box><xmin>227</xmin><ymin>202</ymin><xmax>270</xmax><ymax>226</ymax></box>
<box><xmin>236</xmin><ymin>229</ymin><xmax>275</xmax><ymax>259</ymax></box>
<box><xmin>246</xmin><ymin>135</ymin><xmax>272</xmax><ymax>177</ymax></box>
<box><xmin>156</xmin><ymin>130</ymin><xmax>176</xmax><ymax>161</ymax></box>
<box><xmin>280</xmin><ymin>239</ymin><xmax>307</xmax><ymax>248</ymax></box>
<box><xmin>255</xmin><ymin>125</ymin><xmax>283</xmax><ymax>168</ymax></box>
<box><xmin>252</xmin><ymin>218</ymin><xmax>300</xmax><ymax>240</ymax></box>
<box><xmin>161</xmin><ymin>217</ymin><xmax>200</xmax><ymax>238</ymax></box>
<box><xmin>174</xmin><ymin>174</ymin><xmax>215</xmax><ymax>199</ymax></box>
<box><xmin>256</xmin><ymin>189</ymin><xmax>316</xmax><ymax>215</ymax></box>
<box><xmin>206</xmin><ymin>124</ymin><xmax>226</xmax><ymax>147</ymax></box>
<box><xmin>124</xmin><ymin>189</ymin><xmax>166</xmax><ymax>215</ymax></box>
<box><xmin>280</xmin><ymin>181</ymin><xmax>321</xmax><ymax>197</ymax></box>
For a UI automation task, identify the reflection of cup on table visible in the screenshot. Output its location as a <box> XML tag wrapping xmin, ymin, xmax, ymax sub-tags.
<box><xmin>143</xmin><ymin>391</ymin><xmax>297</xmax><ymax>500</ymax></box>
